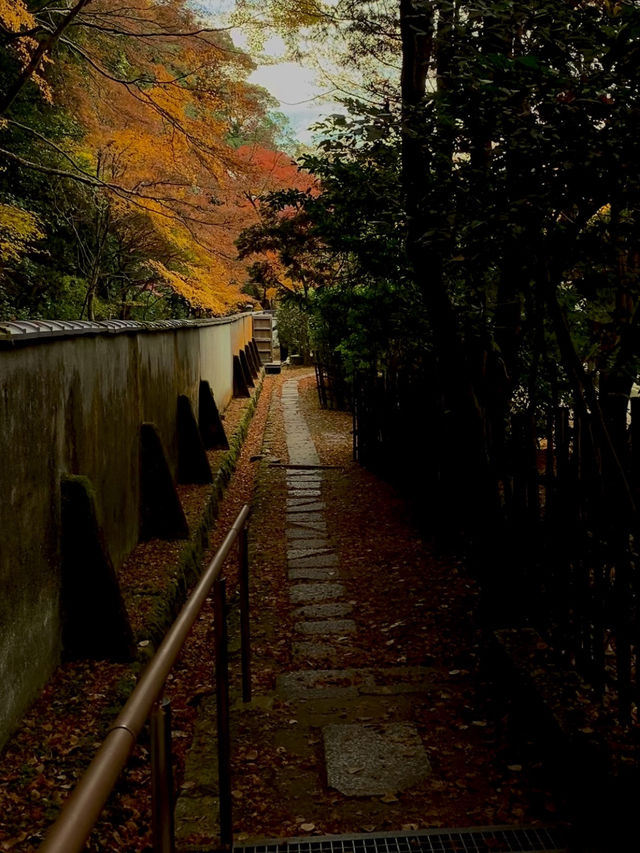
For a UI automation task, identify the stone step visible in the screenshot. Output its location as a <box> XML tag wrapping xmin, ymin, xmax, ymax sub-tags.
<box><xmin>287</xmin><ymin>545</ymin><xmax>334</xmax><ymax>560</ymax></box>
<box><xmin>276</xmin><ymin>666</ymin><xmax>435</xmax><ymax>698</ymax></box>
<box><xmin>323</xmin><ymin>721</ymin><xmax>431</xmax><ymax>796</ymax></box>
<box><xmin>286</xmin><ymin>512</ymin><xmax>326</xmax><ymax>523</ymax></box>
<box><xmin>286</xmin><ymin>477</ymin><xmax>322</xmax><ymax>487</ymax></box>
<box><xmin>289</xmin><ymin>583</ymin><xmax>345</xmax><ymax>604</ymax></box>
<box><xmin>295</xmin><ymin>618</ymin><xmax>356</xmax><ymax>635</ymax></box>
<box><xmin>292</xmin><ymin>602</ymin><xmax>353</xmax><ymax>620</ymax></box>
<box><xmin>288</xmin><ymin>567</ymin><xmax>339</xmax><ymax>581</ymax></box>
<box><xmin>286</xmin><ymin>526</ymin><xmax>328</xmax><ymax>539</ymax></box>
<box><xmin>286</xmin><ymin>501</ymin><xmax>326</xmax><ymax>513</ymax></box>
<box><xmin>288</xmin><ymin>553</ymin><xmax>339</xmax><ymax>569</ymax></box>
<box><xmin>292</xmin><ymin>641</ymin><xmax>343</xmax><ymax>664</ymax></box>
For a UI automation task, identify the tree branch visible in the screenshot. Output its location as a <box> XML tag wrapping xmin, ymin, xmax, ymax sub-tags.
<box><xmin>0</xmin><ymin>0</ymin><xmax>95</xmax><ymax>116</ymax></box>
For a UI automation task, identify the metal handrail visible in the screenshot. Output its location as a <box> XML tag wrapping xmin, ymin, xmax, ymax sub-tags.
<box><xmin>39</xmin><ymin>503</ymin><xmax>251</xmax><ymax>853</ymax></box>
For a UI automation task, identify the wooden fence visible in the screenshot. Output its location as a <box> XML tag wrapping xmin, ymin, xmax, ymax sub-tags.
<box><xmin>507</xmin><ymin>403</ymin><xmax>640</xmax><ymax>725</ymax></box>
<box><xmin>314</xmin><ymin>358</ymin><xmax>351</xmax><ymax>412</ymax></box>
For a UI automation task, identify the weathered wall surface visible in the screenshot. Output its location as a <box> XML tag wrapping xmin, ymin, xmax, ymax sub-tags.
<box><xmin>0</xmin><ymin>315</ymin><xmax>253</xmax><ymax>748</ymax></box>
<box><xmin>199</xmin><ymin>321</ymin><xmax>232</xmax><ymax>411</ymax></box>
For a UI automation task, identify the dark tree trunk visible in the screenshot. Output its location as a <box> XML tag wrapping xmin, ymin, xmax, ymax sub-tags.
<box><xmin>540</xmin><ymin>252</ymin><xmax>636</xmax><ymax>523</ymax></box>
<box><xmin>399</xmin><ymin>0</ymin><xmax>501</xmax><ymax>542</ymax></box>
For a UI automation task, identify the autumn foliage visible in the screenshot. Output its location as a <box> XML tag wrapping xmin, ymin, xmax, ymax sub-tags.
<box><xmin>0</xmin><ymin>0</ymin><xmax>307</xmax><ymax>318</ymax></box>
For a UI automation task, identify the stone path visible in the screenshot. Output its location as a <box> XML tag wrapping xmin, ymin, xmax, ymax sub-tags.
<box><xmin>281</xmin><ymin>378</ymin><xmax>357</xmax><ymax>666</ymax></box>
<box><xmin>172</xmin><ymin>371</ymin><xmax>572</xmax><ymax>852</ymax></box>
<box><xmin>278</xmin><ymin>377</ymin><xmax>431</xmax><ymax>799</ymax></box>
<box><xmin>174</xmin><ymin>374</ymin><xmax>434</xmax><ymax>847</ymax></box>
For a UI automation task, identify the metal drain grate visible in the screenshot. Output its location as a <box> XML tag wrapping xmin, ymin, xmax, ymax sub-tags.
<box><xmin>234</xmin><ymin>826</ymin><xmax>567</xmax><ymax>853</ymax></box>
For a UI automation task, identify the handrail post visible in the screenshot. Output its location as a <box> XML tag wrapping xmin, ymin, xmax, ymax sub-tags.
<box><xmin>151</xmin><ymin>696</ymin><xmax>175</xmax><ymax>853</ymax></box>
<box><xmin>239</xmin><ymin>524</ymin><xmax>252</xmax><ymax>703</ymax></box>
<box><xmin>214</xmin><ymin>578</ymin><xmax>233</xmax><ymax>849</ymax></box>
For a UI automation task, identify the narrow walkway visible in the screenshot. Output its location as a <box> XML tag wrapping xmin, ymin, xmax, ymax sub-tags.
<box><xmin>278</xmin><ymin>377</ymin><xmax>432</xmax><ymax>799</ymax></box>
<box><xmin>175</xmin><ymin>370</ymin><xmax>570</xmax><ymax>853</ymax></box>
<box><xmin>282</xmin><ymin>377</ymin><xmax>357</xmax><ymax>665</ymax></box>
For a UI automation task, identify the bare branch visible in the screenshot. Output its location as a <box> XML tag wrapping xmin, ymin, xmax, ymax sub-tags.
<box><xmin>59</xmin><ymin>36</ymin><xmax>213</xmax><ymax>87</ymax></box>
<box><xmin>0</xmin><ymin>144</ymin><xmax>223</xmax><ymax>228</ymax></box>
<box><xmin>71</xmin><ymin>19</ymin><xmax>232</xmax><ymax>39</ymax></box>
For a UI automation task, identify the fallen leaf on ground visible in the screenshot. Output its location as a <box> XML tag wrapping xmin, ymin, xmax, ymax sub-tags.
<box><xmin>380</xmin><ymin>792</ymin><xmax>399</xmax><ymax>803</ymax></box>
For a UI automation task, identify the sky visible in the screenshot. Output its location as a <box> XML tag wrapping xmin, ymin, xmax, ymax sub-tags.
<box><xmin>197</xmin><ymin>1</ymin><xmax>344</xmax><ymax>145</ymax></box>
<box><xmin>244</xmin><ymin>38</ymin><xmax>341</xmax><ymax>145</ymax></box>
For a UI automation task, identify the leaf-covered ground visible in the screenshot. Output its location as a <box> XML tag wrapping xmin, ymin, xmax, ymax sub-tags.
<box><xmin>200</xmin><ymin>371</ymin><xmax>574</xmax><ymax>847</ymax></box>
<box><xmin>0</xmin><ymin>374</ymin><xmax>277</xmax><ymax>852</ymax></box>
<box><xmin>0</xmin><ymin>368</ymin><xmax>576</xmax><ymax>852</ymax></box>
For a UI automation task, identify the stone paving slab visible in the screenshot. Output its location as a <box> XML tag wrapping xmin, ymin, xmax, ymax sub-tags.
<box><xmin>286</xmin><ymin>523</ymin><xmax>328</xmax><ymax>537</ymax></box>
<box><xmin>289</xmin><ymin>583</ymin><xmax>345</xmax><ymax>604</ymax></box>
<box><xmin>295</xmin><ymin>618</ymin><xmax>357</xmax><ymax>635</ymax></box>
<box><xmin>277</xmin><ymin>667</ymin><xmax>434</xmax><ymax>697</ymax></box>
<box><xmin>286</xmin><ymin>514</ymin><xmax>327</xmax><ymax>526</ymax></box>
<box><xmin>292</xmin><ymin>602</ymin><xmax>354</xmax><ymax>620</ymax></box>
<box><xmin>374</xmin><ymin>666</ymin><xmax>436</xmax><ymax>687</ymax></box>
<box><xmin>174</xmin><ymin>793</ymin><xmax>219</xmax><ymax>841</ymax></box>
<box><xmin>287</xmin><ymin>493</ymin><xmax>324</xmax><ymax>502</ymax></box>
<box><xmin>286</xmin><ymin>451</ymin><xmax>321</xmax><ymax>468</ymax></box>
<box><xmin>286</xmin><ymin>529</ymin><xmax>328</xmax><ymax>540</ymax></box>
<box><xmin>288</xmin><ymin>567</ymin><xmax>339</xmax><ymax>581</ymax></box>
<box><xmin>292</xmin><ymin>641</ymin><xmax>342</xmax><ymax>663</ymax></box>
<box><xmin>285</xmin><ymin>444</ymin><xmax>320</xmax><ymax>467</ymax></box>
<box><xmin>286</xmin><ymin>511</ymin><xmax>327</xmax><ymax>523</ymax></box>
<box><xmin>277</xmin><ymin>669</ymin><xmax>375</xmax><ymax>696</ymax></box>
<box><xmin>323</xmin><ymin>722</ymin><xmax>432</xmax><ymax>796</ymax></box>
<box><xmin>287</xmin><ymin>533</ymin><xmax>331</xmax><ymax>543</ymax></box>
<box><xmin>288</xmin><ymin>553</ymin><xmax>339</xmax><ymax>568</ymax></box>
<box><xmin>287</xmin><ymin>546</ymin><xmax>334</xmax><ymax>559</ymax></box>
<box><xmin>286</xmin><ymin>503</ymin><xmax>327</xmax><ymax>515</ymax></box>
<box><xmin>278</xmin><ymin>671</ymin><xmax>362</xmax><ymax>699</ymax></box>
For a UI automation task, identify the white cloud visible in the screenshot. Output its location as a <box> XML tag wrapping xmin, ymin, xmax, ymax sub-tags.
<box><xmin>248</xmin><ymin>62</ymin><xmax>345</xmax><ymax>143</ymax></box>
<box><xmin>197</xmin><ymin>1</ymin><xmax>346</xmax><ymax>144</ymax></box>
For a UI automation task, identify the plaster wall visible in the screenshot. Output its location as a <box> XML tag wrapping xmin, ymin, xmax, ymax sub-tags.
<box><xmin>0</xmin><ymin>314</ymin><xmax>252</xmax><ymax>748</ymax></box>
<box><xmin>231</xmin><ymin>314</ymin><xmax>248</xmax><ymax>355</ymax></box>
<box><xmin>199</xmin><ymin>322</ymin><xmax>233</xmax><ymax>411</ymax></box>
